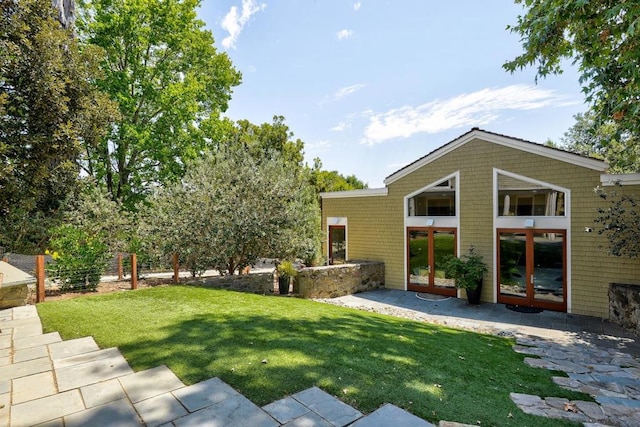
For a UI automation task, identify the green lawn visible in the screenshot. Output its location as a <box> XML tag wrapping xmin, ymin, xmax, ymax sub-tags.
<box><xmin>37</xmin><ymin>286</ymin><xmax>585</xmax><ymax>426</ymax></box>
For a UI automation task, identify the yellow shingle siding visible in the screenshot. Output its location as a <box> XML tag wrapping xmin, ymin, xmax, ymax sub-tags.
<box><xmin>321</xmin><ymin>137</ymin><xmax>640</xmax><ymax>318</ymax></box>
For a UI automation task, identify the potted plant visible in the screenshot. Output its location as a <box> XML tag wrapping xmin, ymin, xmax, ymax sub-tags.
<box><xmin>444</xmin><ymin>247</ymin><xmax>488</xmax><ymax>305</ymax></box>
<box><xmin>276</xmin><ymin>260</ymin><xmax>297</xmax><ymax>295</ymax></box>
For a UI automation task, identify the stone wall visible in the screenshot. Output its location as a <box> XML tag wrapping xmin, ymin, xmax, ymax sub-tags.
<box><xmin>0</xmin><ymin>284</ymin><xmax>28</xmax><ymax>309</ymax></box>
<box><xmin>296</xmin><ymin>261</ymin><xmax>384</xmax><ymax>299</ymax></box>
<box><xmin>191</xmin><ymin>272</ymin><xmax>276</xmax><ymax>294</ymax></box>
<box><xmin>609</xmin><ymin>283</ymin><xmax>640</xmax><ymax>334</ymax></box>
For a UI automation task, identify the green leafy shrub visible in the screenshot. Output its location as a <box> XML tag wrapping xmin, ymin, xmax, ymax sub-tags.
<box><xmin>47</xmin><ymin>224</ymin><xmax>110</xmax><ymax>291</ymax></box>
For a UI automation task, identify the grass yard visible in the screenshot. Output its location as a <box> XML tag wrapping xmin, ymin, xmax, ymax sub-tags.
<box><xmin>37</xmin><ymin>286</ymin><xmax>586</xmax><ymax>426</ymax></box>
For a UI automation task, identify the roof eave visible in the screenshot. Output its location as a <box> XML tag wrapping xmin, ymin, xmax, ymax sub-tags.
<box><xmin>384</xmin><ymin>129</ymin><xmax>608</xmax><ymax>185</ymax></box>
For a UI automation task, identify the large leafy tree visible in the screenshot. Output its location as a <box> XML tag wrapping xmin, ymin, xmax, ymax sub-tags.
<box><xmin>504</xmin><ymin>1</ymin><xmax>640</xmax><ymax>144</ymax></box>
<box><xmin>309</xmin><ymin>158</ymin><xmax>368</xmax><ymax>194</ymax></box>
<box><xmin>77</xmin><ymin>0</ymin><xmax>241</xmax><ymax>207</ymax></box>
<box><xmin>505</xmin><ymin>0</ymin><xmax>640</xmax><ymax>259</ymax></box>
<box><xmin>561</xmin><ymin>112</ymin><xmax>640</xmax><ymax>173</ymax></box>
<box><xmin>140</xmin><ymin>148</ymin><xmax>320</xmax><ymax>276</ymax></box>
<box><xmin>0</xmin><ymin>0</ymin><xmax>117</xmax><ymax>252</ymax></box>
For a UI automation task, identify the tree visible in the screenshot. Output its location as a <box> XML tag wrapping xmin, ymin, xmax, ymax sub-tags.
<box><xmin>76</xmin><ymin>0</ymin><xmax>241</xmax><ymax>207</ymax></box>
<box><xmin>309</xmin><ymin>158</ymin><xmax>368</xmax><ymax>194</ymax></box>
<box><xmin>48</xmin><ymin>183</ymin><xmax>130</xmax><ymax>291</ymax></box>
<box><xmin>140</xmin><ymin>148</ymin><xmax>320</xmax><ymax>276</ymax></box>
<box><xmin>505</xmin><ymin>1</ymin><xmax>640</xmax><ymax>259</ymax></box>
<box><xmin>561</xmin><ymin>112</ymin><xmax>640</xmax><ymax>173</ymax></box>
<box><xmin>0</xmin><ymin>0</ymin><xmax>117</xmax><ymax>252</ymax></box>
<box><xmin>504</xmin><ymin>1</ymin><xmax>640</xmax><ymax>147</ymax></box>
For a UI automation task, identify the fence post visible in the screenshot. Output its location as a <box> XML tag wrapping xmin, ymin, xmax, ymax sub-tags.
<box><xmin>117</xmin><ymin>252</ymin><xmax>123</xmax><ymax>280</ymax></box>
<box><xmin>35</xmin><ymin>255</ymin><xmax>45</xmax><ymax>303</ymax></box>
<box><xmin>130</xmin><ymin>253</ymin><xmax>138</xmax><ymax>290</ymax></box>
<box><xmin>173</xmin><ymin>253</ymin><xmax>179</xmax><ymax>283</ymax></box>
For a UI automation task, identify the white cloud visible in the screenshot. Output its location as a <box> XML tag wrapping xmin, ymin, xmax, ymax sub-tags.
<box><xmin>331</xmin><ymin>121</ymin><xmax>351</xmax><ymax>132</ymax></box>
<box><xmin>320</xmin><ymin>83</ymin><xmax>367</xmax><ymax>106</ymax></box>
<box><xmin>337</xmin><ymin>29</ymin><xmax>354</xmax><ymax>40</ymax></box>
<box><xmin>221</xmin><ymin>0</ymin><xmax>266</xmax><ymax>50</ymax></box>
<box><xmin>306</xmin><ymin>140</ymin><xmax>332</xmax><ymax>153</ymax></box>
<box><xmin>334</xmin><ymin>83</ymin><xmax>366</xmax><ymax>100</ymax></box>
<box><xmin>361</xmin><ymin>85</ymin><xmax>575</xmax><ymax>145</ymax></box>
<box><xmin>354</xmin><ymin>2</ymin><xmax>361</xmax><ymax>11</ymax></box>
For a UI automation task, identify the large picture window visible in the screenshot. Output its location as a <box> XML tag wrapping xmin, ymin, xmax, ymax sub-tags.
<box><xmin>497</xmin><ymin>173</ymin><xmax>565</xmax><ymax>217</ymax></box>
<box><xmin>408</xmin><ymin>177</ymin><xmax>456</xmax><ymax>217</ymax></box>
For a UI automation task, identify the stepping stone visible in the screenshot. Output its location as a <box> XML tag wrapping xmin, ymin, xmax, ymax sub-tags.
<box><xmin>49</xmin><ymin>336</ymin><xmax>99</xmax><ymax>361</ymax></box>
<box><xmin>10</xmin><ymin>389</ymin><xmax>84</xmax><ymax>426</ymax></box>
<box><xmin>134</xmin><ymin>392</ymin><xmax>189</xmax><ymax>427</ymax></box>
<box><xmin>13</xmin><ymin>344</ymin><xmax>48</xmax><ymax>363</ymax></box>
<box><xmin>12</xmin><ymin>305</ymin><xmax>38</xmax><ymax>318</ymax></box>
<box><xmin>173</xmin><ymin>377</ymin><xmax>241</xmax><ymax>412</ymax></box>
<box><xmin>282</xmin><ymin>410</ymin><xmax>333</xmax><ymax>427</ymax></box>
<box><xmin>0</xmin><ymin>392</ymin><xmax>9</xmax><ymax>427</ymax></box>
<box><xmin>350</xmin><ymin>403</ymin><xmax>434</xmax><ymax>427</ymax></box>
<box><xmin>13</xmin><ymin>331</ymin><xmax>61</xmax><ymax>351</ymax></box>
<box><xmin>12</xmin><ymin>371</ymin><xmax>56</xmax><ymax>404</ymax></box>
<box><xmin>262</xmin><ymin>396</ymin><xmax>310</xmax><ymax>424</ymax></box>
<box><xmin>0</xmin><ymin>356</ymin><xmax>51</xmax><ymax>381</ymax></box>
<box><xmin>173</xmin><ymin>393</ymin><xmax>278</xmax><ymax>427</ymax></box>
<box><xmin>53</xmin><ymin>347</ymin><xmax>122</xmax><ymax>369</ymax></box>
<box><xmin>56</xmin><ymin>353</ymin><xmax>133</xmax><ymax>391</ymax></box>
<box><xmin>64</xmin><ymin>397</ymin><xmax>143</xmax><ymax>427</ymax></box>
<box><xmin>292</xmin><ymin>387</ymin><xmax>363</xmax><ymax>427</ymax></box>
<box><xmin>119</xmin><ymin>365</ymin><xmax>184</xmax><ymax>403</ymax></box>
<box><xmin>81</xmin><ymin>378</ymin><xmax>127</xmax><ymax>408</ymax></box>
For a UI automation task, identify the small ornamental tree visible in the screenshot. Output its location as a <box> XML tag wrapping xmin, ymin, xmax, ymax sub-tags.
<box><xmin>47</xmin><ymin>184</ymin><xmax>130</xmax><ymax>291</ymax></box>
<box><xmin>141</xmin><ymin>147</ymin><xmax>320</xmax><ymax>276</ymax></box>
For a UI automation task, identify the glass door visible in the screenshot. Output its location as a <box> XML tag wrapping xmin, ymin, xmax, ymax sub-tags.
<box><xmin>407</xmin><ymin>228</ymin><xmax>456</xmax><ymax>295</ymax></box>
<box><xmin>329</xmin><ymin>225</ymin><xmax>346</xmax><ymax>264</ymax></box>
<box><xmin>497</xmin><ymin>229</ymin><xmax>566</xmax><ymax>311</ymax></box>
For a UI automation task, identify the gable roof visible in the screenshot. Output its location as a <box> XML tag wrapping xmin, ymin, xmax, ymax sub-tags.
<box><xmin>384</xmin><ymin>128</ymin><xmax>608</xmax><ymax>185</ymax></box>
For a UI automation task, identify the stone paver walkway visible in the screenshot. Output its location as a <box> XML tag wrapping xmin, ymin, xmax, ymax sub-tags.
<box><xmin>511</xmin><ymin>335</ymin><xmax>640</xmax><ymax>426</ymax></box>
<box><xmin>0</xmin><ymin>305</ymin><xmax>436</xmax><ymax>427</ymax></box>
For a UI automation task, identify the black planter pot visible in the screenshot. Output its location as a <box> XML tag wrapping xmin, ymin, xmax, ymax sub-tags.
<box><xmin>465</xmin><ymin>280</ymin><xmax>483</xmax><ymax>305</ymax></box>
<box><xmin>278</xmin><ymin>276</ymin><xmax>290</xmax><ymax>295</ymax></box>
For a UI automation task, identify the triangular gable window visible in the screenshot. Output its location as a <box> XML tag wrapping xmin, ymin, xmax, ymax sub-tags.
<box><xmin>497</xmin><ymin>172</ymin><xmax>566</xmax><ymax>217</ymax></box>
<box><xmin>408</xmin><ymin>175</ymin><xmax>456</xmax><ymax>217</ymax></box>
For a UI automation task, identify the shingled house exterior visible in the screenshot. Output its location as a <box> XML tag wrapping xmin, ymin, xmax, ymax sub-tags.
<box><xmin>320</xmin><ymin>128</ymin><xmax>640</xmax><ymax>318</ymax></box>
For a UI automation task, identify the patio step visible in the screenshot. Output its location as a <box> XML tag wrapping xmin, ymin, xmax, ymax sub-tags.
<box><xmin>1</xmin><ymin>306</ymin><xmax>436</xmax><ymax>426</ymax></box>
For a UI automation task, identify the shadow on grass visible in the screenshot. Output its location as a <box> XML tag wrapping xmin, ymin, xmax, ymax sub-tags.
<box><xmin>40</xmin><ymin>286</ymin><xmax>586</xmax><ymax>426</ymax></box>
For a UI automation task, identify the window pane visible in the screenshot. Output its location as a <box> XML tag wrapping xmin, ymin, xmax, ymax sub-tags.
<box><xmin>499</xmin><ymin>232</ymin><xmax>526</xmax><ymax>298</ymax></box>
<box><xmin>433</xmin><ymin>231</ymin><xmax>455</xmax><ymax>288</ymax></box>
<box><xmin>408</xmin><ymin>177</ymin><xmax>456</xmax><ymax>216</ymax></box>
<box><xmin>498</xmin><ymin>174</ymin><xmax>565</xmax><ymax>217</ymax></box>
<box><xmin>408</xmin><ymin>230</ymin><xmax>429</xmax><ymax>285</ymax></box>
<box><xmin>329</xmin><ymin>226</ymin><xmax>346</xmax><ymax>264</ymax></box>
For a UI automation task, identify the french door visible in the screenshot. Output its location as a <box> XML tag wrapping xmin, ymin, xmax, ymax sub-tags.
<box><xmin>497</xmin><ymin>229</ymin><xmax>566</xmax><ymax>311</ymax></box>
<box><xmin>407</xmin><ymin>227</ymin><xmax>457</xmax><ymax>295</ymax></box>
<box><xmin>328</xmin><ymin>225</ymin><xmax>346</xmax><ymax>265</ymax></box>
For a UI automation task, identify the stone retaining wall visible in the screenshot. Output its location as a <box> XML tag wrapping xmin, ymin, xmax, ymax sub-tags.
<box><xmin>609</xmin><ymin>283</ymin><xmax>640</xmax><ymax>334</ymax></box>
<box><xmin>296</xmin><ymin>261</ymin><xmax>384</xmax><ymax>299</ymax></box>
<box><xmin>0</xmin><ymin>284</ymin><xmax>28</xmax><ymax>309</ymax></box>
<box><xmin>191</xmin><ymin>272</ymin><xmax>275</xmax><ymax>294</ymax></box>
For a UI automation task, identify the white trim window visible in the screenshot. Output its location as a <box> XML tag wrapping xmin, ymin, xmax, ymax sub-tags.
<box><xmin>405</xmin><ymin>172</ymin><xmax>460</xmax><ymax>229</ymax></box>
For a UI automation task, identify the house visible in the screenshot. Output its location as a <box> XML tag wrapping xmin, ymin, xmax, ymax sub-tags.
<box><xmin>320</xmin><ymin>128</ymin><xmax>640</xmax><ymax>318</ymax></box>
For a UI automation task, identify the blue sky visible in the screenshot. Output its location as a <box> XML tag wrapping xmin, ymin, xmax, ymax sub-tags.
<box><xmin>198</xmin><ymin>0</ymin><xmax>586</xmax><ymax>188</ymax></box>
